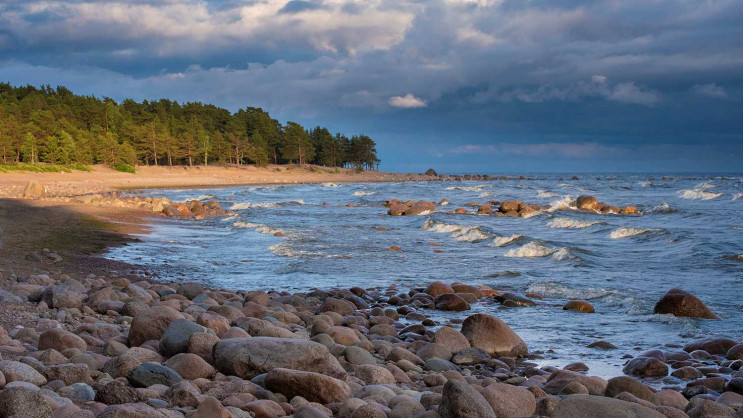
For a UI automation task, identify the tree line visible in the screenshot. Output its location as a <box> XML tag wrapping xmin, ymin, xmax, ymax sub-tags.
<box><xmin>0</xmin><ymin>83</ymin><xmax>380</xmax><ymax>171</ymax></box>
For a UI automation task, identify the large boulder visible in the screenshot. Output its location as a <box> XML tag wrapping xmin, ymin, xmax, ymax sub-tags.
<box><xmin>0</xmin><ymin>386</ymin><xmax>53</xmax><ymax>417</ymax></box>
<box><xmin>434</xmin><ymin>326</ymin><xmax>471</xmax><ymax>353</ymax></box>
<box><xmin>404</xmin><ymin>201</ymin><xmax>436</xmax><ymax>216</ymax></box>
<box><xmin>460</xmin><ymin>313</ymin><xmax>527</xmax><ymax>357</ymax></box>
<box><xmin>0</xmin><ymin>360</ymin><xmax>47</xmax><ymax>386</ymax></box>
<box><xmin>127</xmin><ymin>362</ymin><xmax>182</xmax><ymax>387</ymax></box>
<box><xmin>544</xmin><ymin>370</ymin><xmax>607</xmax><ymax>396</ymax></box>
<box><xmin>159</xmin><ymin>319</ymin><xmax>208</xmax><ymax>357</ymax></box>
<box><xmin>265</xmin><ymin>368</ymin><xmax>351</xmax><ymax>404</ymax></box>
<box><xmin>23</xmin><ymin>180</ymin><xmax>46</xmax><ymax>199</ymax></box>
<box><xmin>605</xmin><ymin>376</ymin><xmax>655</xmax><ymax>402</ymax></box>
<box><xmin>622</xmin><ymin>357</ymin><xmax>668</xmax><ymax>378</ymax></box>
<box><xmin>425</xmin><ymin>281</ymin><xmax>455</xmax><ymax>297</ymax></box>
<box><xmin>553</xmin><ymin>395</ymin><xmax>665</xmax><ymax>418</ymax></box>
<box><xmin>38</xmin><ymin>328</ymin><xmax>87</xmax><ymax>352</ymax></box>
<box><xmin>435</xmin><ymin>294</ymin><xmax>471</xmax><ymax>311</ymax></box>
<box><xmin>41</xmin><ymin>285</ymin><xmax>85</xmax><ymax>309</ymax></box>
<box><xmin>653</xmin><ymin>289</ymin><xmax>718</xmax><ymax>319</ymax></box>
<box><xmin>683</xmin><ymin>337</ymin><xmax>737</xmax><ymax>355</ymax></box>
<box><xmin>213</xmin><ymin>337</ymin><xmax>346</xmax><ymax>379</ymax></box>
<box><xmin>576</xmin><ymin>195</ymin><xmax>599</xmax><ymax>210</ymax></box>
<box><xmin>438</xmin><ymin>380</ymin><xmax>496</xmax><ymax>418</ymax></box>
<box><xmin>479</xmin><ymin>382</ymin><xmax>536</xmax><ymax>418</ymax></box>
<box><xmin>128</xmin><ymin>306</ymin><xmax>183</xmax><ymax>347</ymax></box>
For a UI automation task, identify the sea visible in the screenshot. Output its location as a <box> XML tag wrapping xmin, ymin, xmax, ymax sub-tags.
<box><xmin>107</xmin><ymin>174</ymin><xmax>743</xmax><ymax>377</ymax></box>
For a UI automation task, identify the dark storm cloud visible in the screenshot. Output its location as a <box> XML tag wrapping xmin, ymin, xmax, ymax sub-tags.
<box><xmin>0</xmin><ymin>0</ymin><xmax>741</xmax><ymax>171</ymax></box>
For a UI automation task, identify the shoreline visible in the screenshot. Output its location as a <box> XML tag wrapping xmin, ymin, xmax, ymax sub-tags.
<box><xmin>0</xmin><ymin>171</ymin><xmax>741</xmax><ymax>417</ymax></box>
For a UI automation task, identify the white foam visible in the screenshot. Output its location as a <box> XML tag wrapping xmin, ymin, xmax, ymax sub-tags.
<box><xmin>608</xmin><ymin>227</ymin><xmax>659</xmax><ymax>239</ymax></box>
<box><xmin>323</xmin><ymin>183</ymin><xmax>341</xmax><ymax>187</ymax></box>
<box><xmin>195</xmin><ymin>194</ymin><xmax>215</xmax><ymax>201</ymax></box>
<box><xmin>639</xmin><ymin>181</ymin><xmax>651</xmax><ymax>187</ymax></box>
<box><xmin>504</xmin><ymin>241</ymin><xmax>571</xmax><ymax>260</ymax></box>
<box><xmin>231</xmin><ymin>200</ymin><xmax>305</xmax><ymax>210</ymax></box>
<box><xmin>695</xmin><ymin>181</ymin><xmax>715</xmax><ymax>190</ymax></box>
<box><xmin>537</xmin><ymin>190</ymin><xmax>559</xmax><ymax>198</ymax></box>
<box><xmin>546</xmin><ymin>196</ymin><xmax>575</xmax><ymax>212</ymax></box>
<box><xmin>651</xmin><ymin>203</ymin><xmax>674</xmax><ymax>213</ymax></box>
<box><xmin>679</xmin><ymin>189</ymin><xmax>723</xmax><ymax>200</ymax></box>
<box><xmin>423</xmin><ymin>219</ymin><xmax>493</xmax><ymax>242</ymax></box>
<box><xmin>353</xmin><ymin>191</ymin><xmax>377</xmax><ymax>196</ymax></box>
<box><xmin>489</xmin><ymin>235</ymin><xmax>524</xmax><ymax>247</ymax></box>
<box><xmin>526</xmin><ymin>282</ymin><xmax>613</xmax><ymax>300</ymax></box>
<box><xmin>233</xmin><ymin>221</ymin><xmax>285</xmax><ymax>236</ymax></box>
<box><xmin>547</xmin><ymin>217</ymin><xmax>601</xmax><ymax>229</ymax></box>
<box><xmin>478</xmin><ymin>192</ymin><xmax>494</xmax><ymax>198</ymax></box>
<box><xmin>732</xmin><ymin>193</ymin><xmax>743</xmax><ymax>201</ymax></box>
<box><xmin>445</xmin><ymin>185</ymin><xmax>487</xmax><ymax>192</ymax></box>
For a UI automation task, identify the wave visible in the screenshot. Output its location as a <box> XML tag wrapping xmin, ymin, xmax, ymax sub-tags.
<box><xmin>545</xmin><ymin>196</ymin><xmax>575</xmax><ymax>212</ymax></box>
<box><xmin>488</xmin><ymin>235</ymin><xmax>524</xmax><ymax>247</ymax></box>
<box><xmin>231</xmin><ymin>200</ymin><xmax>305</xmax><ymax>210</ymax></box>
<box><xmin>423</xmin><ymin>219</ymin><xmax>493</xmax><ymax>242</ymax></box>
<box><xmin>537</xmin><ymin>190</ymin><xmax>559</xmax><ymax>198</ymax></box>
<box><xmin>695</xmin><ymin>181</ymin><xmax>715</xmax><ymax>190</ymax></box>
<box><xmin>608</xmin><ymin>227</ymin><xmax>659</xmax><ymax>239</ymax></box>
<box><xmin>679</xmin><ymin>189</ymin><xmax>723</xmax><ymax>200</ymax></box>
<box><xmin>504</xmin><ymin>241</ymin><xmax>573</xmax><ymax>260</ymax></box>
<box><xmin>445</xmin><ymin>185</ymin><xmax>487</xmax><ymax>192</ymax></box>
<box><xmin>194</xmin><ymin>194</ymin><xmax>215</xmax><ymax>201</ymax></box>
<box><xmin>322</xmin><ymin>183</ymin><xmax>341</xmax><ymax>187</ymax></box>
<box><xmin>353</xmin><ymin>191</ymin><xmax>377</xmax><ymax>196</ymax></box>
<box><xmin>639</xmin><ymin>181</ymin><xmax>651</xmax><ymax>187</ymax></box>
<box><xmin>526</xmin><ymin>282</ymin><xmax>613</xmax><ymax>300</ymax></box>
<box><xmin>733</xmin><ymin>193</ymin><xmax>743</xmax><ymax>201</ymax></box>
<box><xmin>650</xmin><ymin>203</ymin><xmax>676</xmax><ymax>213</ymax></box>
<box><xmin>268</xmin><ymin>242</ymin><xmax>321</xmax><ymax>258</ymax></box>
<box><xmin>233</xmin><ymin>221</ymin><xmax>285</xmax><ymax>236</ymax></box>
<box><xmin>547</xmin><ymin>217</ymin><xmax>602</xmax><ymax>229</ymax></box>
<box><xmin>478</xmin><ymin>192</ymin><xmax>494</xmax><ymax>198</ymax></box>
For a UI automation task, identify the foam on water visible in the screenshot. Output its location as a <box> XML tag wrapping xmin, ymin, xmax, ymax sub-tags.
<box><xmin>504</xmin><ymin>241</ymin><xmax>571</xmax><ymax>260</ymax></box>
<box><xmin>423</xmin><ymin>219</ymin><xmax>493</xmax><ymax>242</ymax></box>
<box><xmin>489</xmin><ymin>235</ymin><xmax>524</xmax><ymax>247</ymax></box>
<box><xmin>478</xmin><ymin>192</ymin><xmax>494</xmax><ymax>198</ymax></box>
<box><xmin>547</xmin><ymin>217</ymin><xmax>602</xmax><ymax>229</ymax></box>
<box><xmin>233</xmin><ymin>221</ymin><xmax>285</xmax><ymax>236</ymax></box>
<box><xmin>546</xmin><ymin>196</ymin><xmax>575</xmax><ymax>212</ymax></box>
<box><xmin>322</xmin><ymin>183</ymin><xmax>341</xmax><ymax>187</ymax></box>
<box><xmin>445</xmin><ymin>185</ymin><xmax>487</xmax><ymax>192</ymax></box>
<box><xmin>194</xmin><ymin>194</ymin><xmax>215</xmax><ymax>201</ymax></box>
<box><xmin>733</xmin><ymin>193</ymin><xmax>743</xmax><ymax>201</ymax></box>
<box><xmin>679</xmin><ymin>189</ymin><xmax>724</xmax><ymax>200</ymax></box>
<box><xmin>353</xmin><ymin>191</ymin><xmax>378</xmax><ymax>196</ymax></box>
<box><xmin>537</xmin><ymin>190</ymin><xmax>560</xmax><ymax>198</ymax></box>
<box><xmin>231</xmin><ymin>200</ymin><xmax>305</xmax><ymax>210</ymax></box>
<box><xmin>608</xmin><ymin>227</ymin><xmax>659</xmax><ymax>239</ymax></box>
<box><xmin>651</xmin><ymin>203</ymin><xmax>675</xmax><ymax>213</ymax></box>
<box><xmin>268</xmin><ymin>242</ymin><xmax>321</xmax><ymax>258</ymax></box>
<box><xmin>639</xmin><ymin>181</ymin><xmax>652</xmax><ymax>187</ymax></box>
<box><xmin>526</xmin><ymin>282</ymin><xmax>614</xmax><ymax>300</ymax></box>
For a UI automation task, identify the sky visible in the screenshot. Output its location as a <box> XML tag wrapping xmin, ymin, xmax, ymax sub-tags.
<box><xmin>0</xmin><ymin>0</ymin><xmax>741</xmax><ymax>173</ymax></box>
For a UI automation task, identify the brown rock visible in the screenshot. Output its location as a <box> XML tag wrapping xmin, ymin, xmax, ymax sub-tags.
<box><xmin>192</xmin><ymin>396</ymin><xmax>232</xmax><ymax>418</ymax></box>
<box><xmin>545</xmin><ymin>370</ymin><xmax>607</xmax><ymax>396</ymax></box>
<box><xmin>438</xmin><ymin>380</ymin><xmax>496</xmax><ymax>418</ymax></box>
<box><xmin>164</xmin><ymin>353</ymin><xmax>216</xmax><ymax>380</ymax></box>
<box><xmin>435</xmin><ymin>293</ymin><xmax>471</xmax><ymax>311</ymax></box>
<box><xmin>623</xmin><ymin>357</ymin><xmax>668</xmax><ymax>378</ymax></box>
<box><xmin>605</xmin><ymin>376</ymin><xmax>655</xmax><ymax>402</ymax></box>
<box><xmin>242</xmin><ymin>399</ymin><xmax>286</xmax><ymax>418</ymax></box>
<box><xmin>499</xmin><ymin>201</ymin><xmax>521</xmax><ymax>213</ymax></box>
<box><xmin>265</xmin><ymin>367</ymin><xmax>351</xmax><ymax>403</ymax></box>
<box><xmin>479</xmin><ymin>382</ymin><xmax>537</xmax><ymax>418</ymax></box>
<box><xmin>404</xmin><ymin>201</ymin><xmax>436</xmax><ymax>215</ymax></box>
<box><xmin>434</xmin><ymin>326</ymin><xmax>471</xmax><ymax>353</ymax></box>
<box><xmin>38</xmin><ymin>328</ymin><xmax>88</xmax><ymax>352</ymax></box>
<box><xmin>23</xmin><ymin>180</ymin><xmax>46</xmax><ymax>198</ymax></box>
<box><xmin>460</xmin><ymin>313</ymin><xmax>527</xmax><ymax>357</ymax></box>
<box><xmin>654</xmin><ymin>289</ymin><xmax>718</xmax><ymax>319</ymax></box>
<box><xmin>576</xmin><ymin>195</ymin><xmax>599</xmax><ymax>210</ymax></box>
<box><xmin>128</xmin><ymin>306</ymin><xmax>183</xmax><ymax>347</ymax></box>
<box><xmin>683</xmin><ymin>337</ymin><xmax>737</xmax><ymax>354</ymax></box>
<box><xmin>563</xmin><ymin>300</ymin><xmax>595</xmax><ymax>313</ymax></box>
<box><xmin>425</xmin><ymin>281</ymin><xmax>455</xmax><ymax>297</ymax></box>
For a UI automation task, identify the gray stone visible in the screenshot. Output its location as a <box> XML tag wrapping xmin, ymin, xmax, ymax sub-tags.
<box><xmin>159</xmin><ymin>319</ymin><xmax>207</xmax><ymax>357</ymax></box>
<box><xmin>438</xmin><ymin>380</ymin><xmax>496</xmax><ymax>418</ymax></box>
<box><xmin>127</xmin><ymin>362</ymin><xmax>182</xmax><ymax>387</ymax></box>
<box><xmin>0</xmin><ymin>386</ymin><xmax>53</xmax><ymax>418</ymax></box>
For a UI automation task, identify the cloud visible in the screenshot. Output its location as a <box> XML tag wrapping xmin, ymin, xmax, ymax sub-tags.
<box><xmin>389</xmin><ymin>94</ymin><xmax>427</xmax><ymax>108</ymax></box>
<box><xmin>692</xmin><ymin>83</ymin><xmax>728</xmax><ymax>99</ymax></box>
<box><xmin>450</xmin><ymin>142</ymin><xmax>625</xmax><ymax>158</ymax></box>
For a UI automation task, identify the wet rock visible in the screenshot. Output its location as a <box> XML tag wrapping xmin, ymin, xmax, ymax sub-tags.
<box><xmin>159</xmin><ymin>318</ymin><xmax>208</xmax><ymax>357</ymax></box>
<box><xmin>479</xmin><ymin>382</ymin><xmax>537</xmax><ymax>418</ymax></box>
<box><xmin>425</xmin><ymin>281</ymin><xmax>455</xmax><ymax>297</ymax></box>
<box><xmin>683</xmin><ymin>337</ymin><xmax>738</xmax><ymax>355</ymax></box>
<box><xmin>727</xmin><ymin>377</ymin><xmax>743</xmax><ymax>395</ymax></box>
<box><xmin>451</xmin><ymin>347</ymin><xmax>490</xmax><ymax>365</ymax></box>
<box><xmin>653</xmin><ymin>389</ymin><xmax>689</xmax><ymax>410</ymax></box>
<box><xmin>127</xmin><ymin>362</ymin><xmax>182</xmax><ymax>387</ymax></box>
<box><xmin>494</xmin><ymin>292</ymin><xmax>536</xmax><ymax>307</ymax></box>
<box><xmin>499</xmin><ymin>201</ymin><xmax>521</xmax><ymax>213</ymax></box>
<box><xmin>435</xmin><ymin>293</ymin><xmax>471</xmax><ymax>311</ymax></box>
<box><xmin>588</xmin><ymin>340</ymin><xmax>618</xmax><ymax>350</ymax></box>
<box><xmin>544</xmin><ymin>370</ymin><xmax>607</xmax><ymax>396</ymax></box>
<box><xmin>605</xmin><ymin>376</ymin><xmax>655</xmax><ymax>402</ymax></box>
<box><xmin>553</xmin><ymin>394</ymin><xmax>665</xmax><ymax>418</ymax></box>
<box><xmin>214</xmin><ymin>337</ymin><xmax>346</xmax><ymax>379</ymax></box>
<box><xmin>576</xmin><ymin>195</ymin><xmax>599</xmax><ymax>210</ymax></box>
<box><xmin>177</xmin><ymin>282</ymin><xmax>205</xmax><ymax>300</ymax></box>
<box><xmin>671</xmin><ymin>366</ymin><xmax>703</xmax><ymax>380</ymax></box>
<box><xmin>654</xmin><ymin>289</ymin><xmax>718</xmax><ymax>319</ymax></box>
<box><xmin>623</xmin><ymin>356</ymin><xmax>669</xmax><ymax>378</ymax></box>
<box><xmin>563</xmin><ymin>300</ymin><xmax>595</xmax><ymax>313</ymax></box>
<box><xmin>727</xmin><ymin>344</ymin><xmax>743</xmax><ymax>360</ymax></box>
<box><xmin>128</xmin><ymin>306</ymin><xmax>183</xmax><ymax>347</ymax></box>
<box><xmin>460</xmin><ymin>313</ymin><xmax>528</xmax><ymax>357</ymax></box>
<box><xmin>404</xmin><ymin>201</ymin><xmax>436</xmax><ymax>216</ymax></box>
<box><xmin>0</xmin><ymin>386</ymin><xmax>53</xmax><ymax>418</ymax></box>
<box><xmin>320</xmin><ymin>297</ymin><xmax>357</xmax><ymax>316</ymax></box>
<box><xmin>265</xmin><ymin>367</ymin><xmax>351</xmax><ymax>403</ymax></box>
<box><xmin>438</xmin><ymin>380</ymin><xmax>496</xmax><ymax>418</ymax></box>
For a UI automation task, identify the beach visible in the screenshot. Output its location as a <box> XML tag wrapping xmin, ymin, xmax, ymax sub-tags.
<box><xmin>0</xmin><ymin>169</ymin><xmax>741</xmax><ymax>418</ymax></box>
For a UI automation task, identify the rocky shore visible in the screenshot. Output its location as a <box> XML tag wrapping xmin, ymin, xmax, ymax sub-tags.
<box><xmin>0</xmin><ymin>267</ymin><xmax>741</xmax><ymax>418</ymax></box>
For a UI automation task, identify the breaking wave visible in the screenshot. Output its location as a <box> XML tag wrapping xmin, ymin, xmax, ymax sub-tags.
<box><xmin>233</xmin><ymin>221</ymin><xmax>285</xmax><ymax>236</ymax></box>
<box><xmin>423</xmin><ymin>219</ymin><xmax>493</xmax><ymax>242</ymax></box>
<box><xmin>537</xmin><ymin>190</ymin><xmax>560</xmax><ymax>198</ymax></box>
<box><xmin>445</xmin><ymin>185</ymin><xmax>487</xmax><ymax>192</ymax></box>
<box><xmin>650</xmin><ymin>203</ymin><xmax>676</xmax><ymax>213</ymax></box>
<box><xmin>489</xmin><ymin>235</ymin><xmax>524</xmax><ymax>247</ymax></box>
<box><xmin>545</xmin><ymin>196</ymin><xmax>575</xmax><ymax>212</ymax></box>
<box><xmin>231</xmin><ymin>200</ymin><xmax>305</xmax><ymax>210</ymax></box>
<box><xmin>268</xmin><ymin>242</ymin><xmax>322</xmax><ymax>258</ymax></box>
<box><xmin>679</xmin><ymin>189</ymin><xmax>723</xmax><ymax>200</ymax></box>
<box><xmin>504</xmin><ymin>241</ymin><xmax>574</xmax><ymax>260</ymax></box>
<box><xmin>608</xmin><ymin>227</ymin><xmax>659</xmax><ymax>239</ymax></box>
<box><xmin>733</xmin><ymin>193</ymin><xmax>743</xmax><ymax>201</ymax></box>
<box><xmin>526</xmin><ymin>282</ymin><xmax>614</xmax><ymax>300</ymax></box>
<box><xmin>353</xmin><ymin>191</ymin><xmax>378</xmax><ymax>196</ymax></box>
<box><xmin>547</xmin><ymin>217</ymin><xmax>602</xmax><ymax>229</ymax></box>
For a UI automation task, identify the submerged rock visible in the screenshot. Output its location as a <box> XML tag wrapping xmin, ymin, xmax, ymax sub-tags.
<box><xmin>654</xmin><ymin>288</ymin><xmax>718</xmax><ymax>319</ymax></box>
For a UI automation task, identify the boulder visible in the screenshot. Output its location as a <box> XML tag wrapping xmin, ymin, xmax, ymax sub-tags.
<box><xmin>213</xmin><ymin>337</ymin><xmax>346</xmax><ymax>379</ymax></box>
<box><xmin>623</xmin><ymin>357</ymin><xmax>669</xmax><ymax>378</ymax></box>
<box><xmin>0</xmin><ymin>386</ymin><xmax>53</xmax><ymax>418</ymax></box>
<box><xmin>192</xmin><ymin>396</ymin><xmax>232</xmax><ymax>418</ymax></box>
<box><xmin>43</xmin><ymin>363</ymin><xmax>90</xmax><ymax>385</ymax></box>
<box><xmin>479</xmin><ymin>382</ymin><xmax>537</xmax><ymax>418</ymax></box>
<box><xmin>320</xmin><ymin>297</ymin><xmax>356</xmax><ymax>316</ymax></box>
<box><xmin>94</xmin><ymin>380</ymin><xmax>146</xmax><ymax>405</ymax></box>
<box><xmin>0</xmin><ymin>360</ymin><xmax>47</xmax><ymax>386</ymax></box>
<box><xmin>552</xmin><ymin>394</ymin><xmax>665</xmax><ymax>418</ymax></box>
<box><xmin>126</xmin><ymin>362</ymin><xmax>182</xmax><ymax>387</ymax></box>
<box><xmin>128</xmin><ymin>306</ymin><xmax>183</xmax><ymax>347</ymax></box>
<box><xmin>434</xmin><ymin>326</ymin><xmax>470</xmax><ymax>353</ymax></box>
<box><xmin>683</xmin><ymin>337</ymin><xmax>737</xmax><ymax>355</ymax></box>
<box><xmin>435</xmin><ymin>293</ymin><xmax>471</xmax><ymax>311</ymax></box>
<box><xmin>159</xmin><ymin>318</ymin><xmax>208</xmax><ymax>357</ymax></box>
<box><xmin>353</xmin><ymin>364</ymin><xmax>396</xmax><ymax>385</ymax></box>
<box><xmin>164</xmin><ymin>353</ymin><xmax>216</xmax><ymax>380</ymax></box>
<box><xmin>425</xmin><ymin>281</ymin><xmax>455</xmax><ymax>297</ymax></box>
<box><xmin>177</xmin><ymin>282</ymin><xmax>205</xmax><ymax>300</ymax></box>
<box><xmin>727</xmin><ymin>344</ymin><xmax>743</xmax><ymax>360</ymax></box>
<box><xmin>576</xmin><ymin>195</ymin><xmax>599</xmax><ymax>210</ymax></box>
<box><xmin>265</xmin><ymin>368</ymin><xmax>351</xmax><ymax>403</ymax></box>
<box><xmin>38</xmin><ymin>328</ymin><xmax>87</xmax><ymax>352</ymax></box>
<box><xmin>41</xmin><ymin>286</ymin><xmax>84</xmax><ymax>309</ymax></box>
<box><xmin>438</xmin><ymin>380</ymin><xmax>496</xmax><ymax>418</ymax></box>
<box><xmin>404</xmin><ymin>201</ymin><xmax>436</xmax><ymax>215</ymax></box>
<box><xmin>563</xmin><ymin>300</ymin><xmax>595</xmax><ymax>313</ymax></box>
<box><xmin>653</xmin><ymin>289</ymin><xmax>718</xmax><ymax>319</ymax></box>
<box><xmin>23</xmin><ymin>180</ymin><xmax>46</xmax><ymax>198</ymax></box>
<box><xmin>605</xmin><ymin>376</ymin><xmax>655</xmax><ymax>402</ymax></box>
<box><xmin>97</xmin><ymin>403</ymin><xmax>170</xmax><ymax>418</ymax></box>
<box><xmin>460</xmin><ymin>313</ymin><xmax>527</xmax><ymax>357</ymax></box>
<box><xmin>544</xmin><ymin>370</ymin><xmax>607</xmax><ymax>396</ymax></box>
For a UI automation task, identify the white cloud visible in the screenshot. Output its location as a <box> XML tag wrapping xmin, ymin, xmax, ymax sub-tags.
<box><xmin>692</xmin><ymin>83</ymin><xmax>728</xmax><ymax>99</ymax></box>
<box><xmin>608</xmin><ymin>82</ymin><xmax>661</xmax><ymax>106</ymax></box>
<box><xmin>389</xmin><ymin>94</ymin><xmax>427</xmax><ymax>108</ymax></box>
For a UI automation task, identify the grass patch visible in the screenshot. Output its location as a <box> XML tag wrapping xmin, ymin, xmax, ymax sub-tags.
<box><xmin>0</xmin><ymin>163</ymin><xmax>94</xmax><ymax>173</ymax></box>
<box><xmin>114</xmin><ymin>164</ymin><xmax>136</xmax><ymax>174</ymax></box>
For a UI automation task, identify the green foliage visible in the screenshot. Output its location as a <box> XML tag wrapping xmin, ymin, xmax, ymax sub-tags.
<box><xmin>0</xmin><ymin>82</ymin><xmax>380</xmax><ymax>168</ymax></box>
<box><xmin>114</xmin><ymin>163</ymin><xmax>136</xmax><ymax>173</ymax></box>
<box><xmin>70</xmin><ymin>163</ymin><xmax>93</xmax><ymax>171</ymax></box>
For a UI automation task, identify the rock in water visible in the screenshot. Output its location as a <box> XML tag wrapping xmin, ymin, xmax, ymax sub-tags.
<box><xmin>438</xmin><ymin>380</ymin><xmax>496</xmax><ymax>418</ymax></box>
<box><xmin>425</xmin><ymin>168</ymin><xmax>438</xmax><ymax>176</ymax></box>
<box><xmin>265</xmin><ymin>368</ymin><xmax>351</xmax><ymax>403</ymax></box>
<box><xmin>23</xmin><ymin>180</ymin><xmax>46</xmax><ymax>198</ymax></box>
<box><xmin>213</xmin><ymin>337</ymin><xmax>347</xmax><ymax>379</ymax></box>
<box><xmin>460</xmin><ymin>313</ymin><xmax>527</xmax><ymax>357</ymax></box>
<box><xmin>576</xmin><ymin>195</ymin><xmax>599</xmax><ymax>210</ymax></box>
<box><xmin>653</xmin><ymin>288</ymin><xmax>718</xmax><ymax>319</ymax></box>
